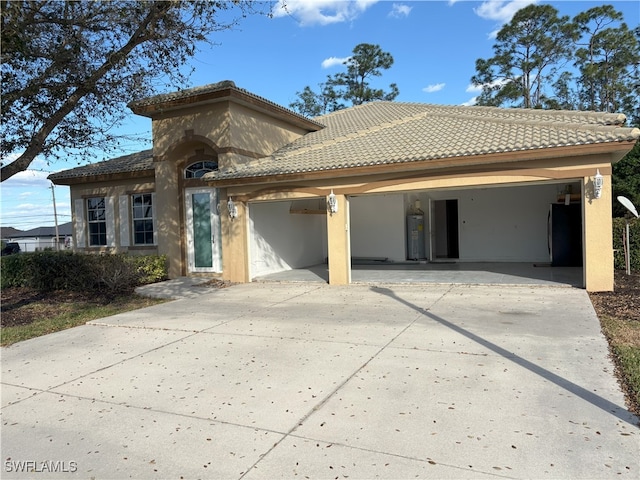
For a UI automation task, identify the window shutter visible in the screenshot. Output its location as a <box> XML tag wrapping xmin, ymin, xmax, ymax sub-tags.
<box><xmin>151</xmin><ymin>193</ymin><xmax>158</xmax><ymax>245</ymax></box>
<box><xmin>74</xmin><ymin>199</ymin><xmax>86</xmax><ymax>248</ymax></box>
<box><xmin>119</xmin><ymin>195</ymin><xmax>130</xmax><ymax>247</ymax></box>
<box><xmin>106</xmin><ymin>197</ymin><xmax>116</xmax><ymax>247</ymax></box>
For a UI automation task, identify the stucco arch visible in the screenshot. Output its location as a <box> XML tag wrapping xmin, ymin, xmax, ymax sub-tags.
<box><xmin>156</xmin><ymin>131</ymin><xmax>220</xmax><ymax>165</ymax></box>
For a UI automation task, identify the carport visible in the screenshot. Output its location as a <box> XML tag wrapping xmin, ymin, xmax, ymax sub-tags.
<box><xmin>248</xmin><ymin>180</ymin><xmax>585</xmax><ymax>288</ymax></box>
<box><xmin>213</xmin><ymin>102</ymin><xmax>638</xmax><ymax>292</ymax></box>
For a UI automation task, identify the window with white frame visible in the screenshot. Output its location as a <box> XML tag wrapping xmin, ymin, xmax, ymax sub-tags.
<box><xmin>132</xmin><ymin>193</ymin><xmax>154</xmax><ymax>245</ymax></box>
<box><xmin>87</xmin><ymin>197</ymin><xmax>107</xmax><ymax>246</ymax></box>
<box><xmin>184</xmin><ymin>161</ymin><xmax>218</xmax><ymax>179</ymax></box>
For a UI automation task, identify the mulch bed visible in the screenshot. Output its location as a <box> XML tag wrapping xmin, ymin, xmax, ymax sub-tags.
<box><xmin>589</xmin><ymin>271</ymin><xmax>640</xmax><ymax>322</ymax></box>
<box><xmin>196</xmin><ymin>278</ymin><xmax>236</xmax><ymax>289</ymax></box>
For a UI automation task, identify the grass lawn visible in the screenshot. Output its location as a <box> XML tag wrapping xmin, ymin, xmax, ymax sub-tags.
<box><xmin>1</xmin><ymin>288</ymin><xmax>164</xmax><ymax>346</ymax></box>
<box><xmin>597</xmin><ymin>316</ymin><xmax>640</xmax><ymax>416</ymax></box>
<box><xmin>589</xmin><ymin>271</ymin><xmax>640</xmax><ymax>417</ymax></box>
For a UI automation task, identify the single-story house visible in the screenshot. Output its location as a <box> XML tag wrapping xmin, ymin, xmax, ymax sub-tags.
<box><xmin>49</xmin><ymin>81</ymin><xmax>639</xmax><ymax>291</ymax></box>
<box><xmin>1</xmin><ymin>222</ymin><xmax>73</xmax><ymax>252</ymax></box>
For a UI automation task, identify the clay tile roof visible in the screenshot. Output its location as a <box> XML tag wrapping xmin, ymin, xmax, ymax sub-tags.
<box><xmin>128</xmin><ymin>80</ymin><xmax>323</xmax><ymax>128</ymax></box>
<box><xmin>49</xmin><ymin>101</ymin><xmax>639</xmax><ymax>184</ymax></box>
<box><xmin>210</xmin><ymin>102</ymin><xmax>640</xmax><ymax>181</ymax></box>
<box><xmin>127</xmin><ymin>80</ymin><xmax>239</xmax><ymax>109</ymax></box>
<box><xmin>48</xmin><ymin>149</ymin><xmax>154</xmax><ymax>181</ymax></box>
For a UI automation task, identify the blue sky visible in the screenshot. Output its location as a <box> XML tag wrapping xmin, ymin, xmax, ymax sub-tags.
<box><xmin>1</xmin><ymin>0</ymin><xmax>638</xmax><ymax>230</ymax></box>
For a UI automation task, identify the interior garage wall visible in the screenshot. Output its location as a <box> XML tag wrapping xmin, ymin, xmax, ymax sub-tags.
<box><xmin>350</xmin><ymin>194</ymin><xmax>406</xmax><ymax>262</ymax></box>
<box><xmin>249</xmin><ymin>201</ymin><xmax>327</xmax><ymax>278</ymax></box>
<box><xmin>425</xmin><ymin>183</ymin><xmax>562</xmax><ymax>262</ymax></box>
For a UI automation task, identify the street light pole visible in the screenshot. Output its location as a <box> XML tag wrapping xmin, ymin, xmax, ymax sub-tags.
<box><xmin>51</xmin><ymin>183</ymin><xmax>60</xmax><ymax>251</ymax></box>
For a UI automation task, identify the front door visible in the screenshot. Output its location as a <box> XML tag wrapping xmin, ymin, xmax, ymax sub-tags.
<box><xmin>185</xmin><ymin>188</ymin><xmax>221</xmax><ymax>273</ymax></box>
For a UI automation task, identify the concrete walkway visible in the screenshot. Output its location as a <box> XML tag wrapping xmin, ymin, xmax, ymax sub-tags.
<box><xmin>2</xmin><ymin>282</ymin><xmax>638</xmax><ymax>479</ymax></box>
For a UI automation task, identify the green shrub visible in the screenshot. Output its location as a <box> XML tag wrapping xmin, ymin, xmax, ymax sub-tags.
<box><xmin>89</xmin><ymin>254</ymin><xmax>140</xmax><ymax>294</ymax></box>
<box><xmin>613</xmin><ymin>217</ymin><xmax>640</xmax><ymax>272</ymax></box>
<box><xmin>0</xmin><ymin>254</ymin><xmax>27</xmax><ymax>288</ymax></box>
<box><xmin>27</xmin><ymin>251</ymin><xmax>94</xmax><ymax>291</ymax></box>
<box><xmin>131</xmin><ymin>254</ymin><xmax>168</xmax><ymax>284</ymax></box>
<box><xmin>0</xmin><ymin>252</ymin><xmax>168</xmax><ymax>293</ymax></box>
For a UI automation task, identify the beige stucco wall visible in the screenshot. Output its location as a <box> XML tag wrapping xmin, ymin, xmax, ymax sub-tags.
<box><xmin>153</xmin><ymin>159</ymin><xmax>182</xmax><ymax>278</ymax></box>
<box><xmin>583</xmin><ymin>168</ymin><xmax>614</xmax><ymax>292</ymax></box>
<box><xmin>69</xmin><ymin>175</ymin><xmax>157</xmax><ymax>255</ymax></box>
<box><xmin>326</xmin><ymin>194</ymin><xmax>351</xmax><ymax>285</ymax></box>
<box><xmin>152</xmin><ymin>102</ymin><xmax>229</xmax><ymax>160</ymax></box>
<box><xmin>151</xmin><ymin>101</ymin><xmax>308</xmax><ymax>170</ymax></box>
<box><xmin>221</xmin><ymin>197</ymin><xmax>250</xmax><ymax>283</ymax></box>
<box><xmin>226</xmin><ymin>102</ymin><xmax>309</xmax><ymax>166</ymax></box>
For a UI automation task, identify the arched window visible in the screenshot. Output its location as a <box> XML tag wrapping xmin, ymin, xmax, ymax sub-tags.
<box><xmin>184</xmin><ymin>161</ymin><xmax>218</xmax><ymax>179</ymax></box>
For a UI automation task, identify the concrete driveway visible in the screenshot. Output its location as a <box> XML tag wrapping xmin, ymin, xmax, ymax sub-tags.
<box><xmin>2</xmin><ymin>283</ymin><xmax>638</xmax><ymax>479</ymax></box>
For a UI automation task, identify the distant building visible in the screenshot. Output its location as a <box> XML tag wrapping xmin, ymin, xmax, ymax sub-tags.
<box><xmin>1</xmin><ymin>223</ymin><xmax>73</xmax><ymax>252</ymax></box>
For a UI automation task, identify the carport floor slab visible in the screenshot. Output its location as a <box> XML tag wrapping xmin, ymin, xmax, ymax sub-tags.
<box><xmin>255</xmin><ymin>263</ymin><xmax>583</xmax><ymax>287</ymax></box>
<box><xmin>2</xmin><ymin>283</ymin><xmax>639</xmax><ymax>479</ymax></box>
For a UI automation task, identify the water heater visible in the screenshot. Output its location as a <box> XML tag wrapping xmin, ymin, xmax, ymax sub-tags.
<box><xmin>406</xmin><ymin>214</ymin><xmax>425</xmax><ymax>260</ymax></box>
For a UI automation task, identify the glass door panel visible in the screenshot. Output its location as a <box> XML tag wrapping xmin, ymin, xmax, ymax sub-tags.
<box><xmin>185</xmin><ymin>188</ymin><xmax>221</xmax><ymax>273</ymax></box>
<box><xmin>192</xmin><ymin>192</ymin><xmax>213</xmax><ymax>268</ymax></box>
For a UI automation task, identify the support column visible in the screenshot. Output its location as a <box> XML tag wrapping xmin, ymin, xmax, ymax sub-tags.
<box><xmin>154</xmin><ymin>159</ymin><xmax>182</xmax><ymax>278</ymax></box>
<box><xmin>326</xmin><ymin>194</ymin><xmax>351</xmax><ymax>285</ymax></box>
<box><xmin>583</xmin><ymin>171</ymin><xmax>614</xmax><ymax>292</ymax></box>
<box><xmin>221</xmin><ymin>197</ymin><xmax>250</xmax><ymax>283</ymax></box>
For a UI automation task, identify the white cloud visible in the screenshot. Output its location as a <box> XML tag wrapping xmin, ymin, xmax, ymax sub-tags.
<box><xmin>272</xmin><ymin>0</ymin><xmax>379</xmax><ymax>26</ymax></box>
<box><xmin>473</xmin><ymin>0</ymin><xmax>538</xmax><ymax>38</ymax></box>
<box><xmin>462</xmin><ymin>78</ymin><xmax>513</xmax><ymax>106</ymax></box>
<box><xmin>474</xmin><ymin>0</ymin><xmax>538</xmax><ymax>23</ymax></box>
<box><xmin>322</xmin><ymin>56</ymin><xmax>351</xmax><ymax>69</ymax></box>
<box><xmin>466</xmin><ymin>78</ymin><xmax>511</xmax><ymax>93</ymax></box>
<box><xmin>423</xmin><ymin>83</ymin><xmax>446</xmax><ymax>93</ymax></box>
<box><xmin>2</xmin><ymin>168</ymin><xmax>51</xmax><ymax>188</ymax></box>
<box><xmin>389</xmin><ymin>3</ymin><xmax>412</xmax><ymax>18</ymax></box>
<box><xmin>0</xmin><ymin>155</ymin><xmax>71</xmax><ymax>229</ymax></box>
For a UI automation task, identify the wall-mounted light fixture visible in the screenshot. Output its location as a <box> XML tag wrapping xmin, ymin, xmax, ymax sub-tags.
<box><xmin>327</xmin><ymin>190</ymin><xmax>338</xmax><ymax>215</ymax></box>
<box><xmin>593</xmin><ymin>169</ymin><xmax>604</xmax><ymax>199</ymax></box>
<box><xmin>227</xmin><ymin>196</ymin><xmax>238</xmax><ymax>220</ymax></box>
